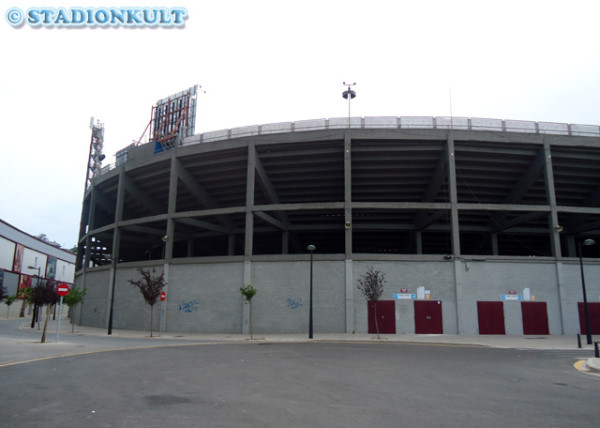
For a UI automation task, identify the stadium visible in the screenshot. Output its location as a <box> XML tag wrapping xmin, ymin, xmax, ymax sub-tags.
<box><xmin>75</xmin><ymin>90</ymin><xmax>600</xmax><ymax>336</ymax></box>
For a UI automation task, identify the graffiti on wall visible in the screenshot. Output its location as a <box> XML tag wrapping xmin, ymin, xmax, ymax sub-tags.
<box><xmin>286</xmin><ymin>298</ymin><xmax>303</xmax><ymax>309</ymax></box>
<box><xmin>178</xmin><ymin>300</ymin><xmax>199</xmax><ymax>313</ymax></box>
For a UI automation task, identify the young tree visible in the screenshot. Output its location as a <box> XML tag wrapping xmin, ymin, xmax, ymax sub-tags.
<box><xmin>29</xmin><ymin>280</ymin><xmax>59</xmax><ymax>343</ymax></box>
<box><xmin>4</xmin><ymin>295</ymin><xmax>17</xmax><ymax>319</ymax></box>
<box><xmin>239</xmin><ymin>284</ymin><xmax>257</xmax><ymax>339</ymax></box>
<box><xmin>357</xmin><ymin>266</ymin><xmax>386</xmax><ymax>339</ymax></box>
<box><xmin>63</xmin><ymin>287</ymin><xmax>87</xmax><ymax>333</ymax></box>
<box><xmin>128</xmin><ymin>268</ymin><xmax>165</xmax><ymax>337</ymax></box>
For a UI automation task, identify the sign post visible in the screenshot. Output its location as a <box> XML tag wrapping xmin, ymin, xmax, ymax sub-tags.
<box><xmin>56</xmin><ymin>284</ymin><xmax>70</xmax><ymax>342</ymax></box>
<box><xmin>159</xmin><ymin>291</ymin><xmax>166</xmax><ymax>337</ymax></box>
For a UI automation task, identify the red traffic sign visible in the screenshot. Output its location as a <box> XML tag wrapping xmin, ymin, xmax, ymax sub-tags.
<box><xmin>57</xmin><ymin>284</ymin><xmax>70</xmax><ymax>297</ymax></box>
<box><xmin>160</xmin><ymin>291</ymin><xmax>166</xmax><ymax>302</ymax></box>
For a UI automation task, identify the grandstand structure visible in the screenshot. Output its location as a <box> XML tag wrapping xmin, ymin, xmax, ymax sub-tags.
<box><xmin>75</xmin><ymin>116</ymin><xmax>600</xmax><ymax>336</ymax></box>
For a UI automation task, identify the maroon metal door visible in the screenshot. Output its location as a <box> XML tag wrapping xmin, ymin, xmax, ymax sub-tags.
<box><xmin>368</xmin><ymin>300</ymin><xmax>396</xmax><ymax>334</ymax></box>
<box><xmin>577</xmin><ymin>302</ymin><xmax>600</xmax><ymax>335</ymax></box>
<box><xmin>521</xmin><ymin>302</ymin><xmax>549</xmax><ymax>335</ymax></box>
<box><xmin>414</xmin><ymin>300</ymin><xmax>443</xmax><ymax>334</ymax></box>
<box><xmin>477</xmin><ymin>301</ymin><xmax>506</xmax><ymax>335</ymax></box>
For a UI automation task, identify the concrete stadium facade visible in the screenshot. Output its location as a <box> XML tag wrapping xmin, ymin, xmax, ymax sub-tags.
<box><xmin>75</xmin><ymin>116</ymin><xmax>600</xmax><ymax>336</ymax></box>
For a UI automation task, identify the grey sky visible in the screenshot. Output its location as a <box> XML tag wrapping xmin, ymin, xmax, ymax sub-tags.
<box><xmin>1</xmin><ymin>0</ymin><xmax>599</xmax><ymax>248</ymax></box>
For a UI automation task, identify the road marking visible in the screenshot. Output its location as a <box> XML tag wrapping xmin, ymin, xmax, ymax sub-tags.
<box><xmin>0</xmin><ymin>340</ymin><xmax>487</xmax><ymax>368</ymax></box>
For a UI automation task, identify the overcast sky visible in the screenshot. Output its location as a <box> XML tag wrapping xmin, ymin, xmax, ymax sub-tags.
<box><xmin>1</xmin><ymin>0</ymin><xmax>599</xmax><ymax>249</ymax></box>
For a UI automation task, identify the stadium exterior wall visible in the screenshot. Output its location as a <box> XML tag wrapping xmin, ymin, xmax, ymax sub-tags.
<box><xmin>76</xmin><ymin>258</ymin><xmax>600</xmax><ymax>335</ymax></box>
<box><xmin>75</xmin><ymin>117</ymin><xmax>600</xmax><ymax>336</ymax></box>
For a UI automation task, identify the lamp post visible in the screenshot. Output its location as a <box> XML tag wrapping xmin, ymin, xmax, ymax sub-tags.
<box><xmin>342</xmin><ymin>82</ymin><xmax>356</xmax><ymax>128</ymax></box>
<box><xmin>307</xmin><ymin>244</ymin><xmax>316</xmax><ymax>339</ymax></box>
<box><xmin>27</xmin><ymin>265</ymin><xmax>41</xmax><ymax>328</ymax></box>
<box><xmin>578</xmin><ymin>238</ymin><xmax>595</xmax><ymax>345</ymax></box>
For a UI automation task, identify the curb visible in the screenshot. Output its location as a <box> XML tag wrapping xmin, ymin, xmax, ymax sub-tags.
<box><xmin>586</xmin><ymin>358</ymin><xmax>600</xmax><ymax>373</ymax></box>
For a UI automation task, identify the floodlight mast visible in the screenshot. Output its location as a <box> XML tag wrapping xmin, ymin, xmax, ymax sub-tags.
<box><xmin>342</xmin><ymin>82</ymin><xmax>357</xmax><ymax>128</ymax></box>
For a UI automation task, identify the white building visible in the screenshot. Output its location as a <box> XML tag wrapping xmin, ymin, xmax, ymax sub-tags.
<box><xmin>0</xmin><ymin>219</ymin><xmax>76</xmax><ymax>317</ymax></box>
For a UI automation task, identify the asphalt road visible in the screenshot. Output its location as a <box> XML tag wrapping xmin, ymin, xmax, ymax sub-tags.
<box><xmin>1</xmin><ymin>341</ymin><xmax>598</xmax><ymax>428</ymax></box>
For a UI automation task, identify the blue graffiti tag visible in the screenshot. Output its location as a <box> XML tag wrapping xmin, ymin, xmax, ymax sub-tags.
<box><xmin>286</xmin><ymin>298</ymin><xmax>303</xmax><ymax>309</ymax></box>
<box><xmin>178</xmin><ymin>300</ymin><xmax>199</xmax><ymax>313</ymax></box>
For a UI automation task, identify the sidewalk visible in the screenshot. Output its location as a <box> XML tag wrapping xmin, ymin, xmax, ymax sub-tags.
<box><xmin>1</xmin><ymin>317</ymin><xmax>599</xmax><ymax>373</ymax></box>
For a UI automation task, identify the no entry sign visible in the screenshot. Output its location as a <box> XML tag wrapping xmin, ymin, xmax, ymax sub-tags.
<box><xmin>160</xmin><ymin>291</ymin><xmax>166</xmax><ymax>301</ymax></box>
<box><xmin>57</xmin><ymin>284</ymin><xmax>70</xmax><ymax>297</ymax></box>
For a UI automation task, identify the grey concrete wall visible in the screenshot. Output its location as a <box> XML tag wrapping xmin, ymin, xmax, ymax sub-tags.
<box><xmin>250</xmin><ymin>260</ymin><xmax>345</xmax><ymax>334</ymax></box>
<box><xmin>75</xmin><ymin>258</ymin><xmax>600</xmax><ymax>336</ymax></box>
<box><xmin>352</xmin><ymin>261</ymin><xmax>456</xmax><ymax>334</ymax></box>
<box><xmin>76</xmin><ymin>268</ymin><xmax>110</xmax><ymax>329</ymax></box>
<box><xmin>557</xmin><ymin>262</ymin><xmax>600</xmax><ymax>334</ymax></box>
<box><xmin>456</xmin><ymin>260</ymin><xmax>562</xmax><ymax>335</ymax></box>
<box><xmin>165</xmin><ymin>262</ymin><xmax>244</xmax><ymax>334</ymax></box>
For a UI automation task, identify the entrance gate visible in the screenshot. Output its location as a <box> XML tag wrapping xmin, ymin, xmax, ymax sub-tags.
<box><xmin>368</xmin><ymin>300</ymin><xmax>396</xmax><ymax>334</ymax></box>
<box><xmin>477</xmin><ymin>301</ymin><xmax>506</xmax><ymax>335</ymax></box>
<box><xmin>414</xmin><ymin>300</ymin><xmax>443</xmax><ymax>334</ymax></box>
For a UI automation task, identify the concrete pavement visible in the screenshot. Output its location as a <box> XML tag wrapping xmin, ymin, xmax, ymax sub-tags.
<box><xmin>1</xmin><ymin>316</ymin><xmax>599</xmax><ymax>373</ymax></box>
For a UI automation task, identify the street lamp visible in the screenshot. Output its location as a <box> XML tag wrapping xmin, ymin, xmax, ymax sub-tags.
<box><xmin>578</xmin><ymin>238</ymin><xmax>595</xmax><ymax>345</ymax></box>
<box><xmin>27</xmin><ymin>265</ymin><xmax>42</xmax><ymax>328</ymax></box>
<box><xmin>307</xmin><ymin>244</ymin><xmax>316</xmax><ymax>339</ymax></box>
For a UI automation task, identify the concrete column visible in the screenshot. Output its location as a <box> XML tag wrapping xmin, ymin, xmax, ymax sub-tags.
<box><xmin>543</xmin><ymin>141</ymin><xmax>562</xmax><ymax>258</ymax></box>
<box><xmin>447</xmin><ymin>133</ymin><xmax>462</xmax><ymax>334</ymax></box>
<box><xmin>345</xmin><ymin>259</ymin><xmax>354</xmax><ymax>333</ymax></box>
<box><xmin>165</xmin><ymin>156</ymin><xmax>179</xmax><ymax>261</ymax></box>
<box><xmin>543</xmin><ymin>141</ymin><xmax>565</xmax><ymax>333</ymax></box>
<box><xmin>242</xmin><ymin>260</ymin><xmax>251</xmax><ymax>334</ymax></box>
<box><xmin>106</xmin><ymin>171</ymin><xmax>125</xmax><ymax>330</ymax></box>
<box><xmin>245</xmin><ymin>142</ymin><xmax>256</xmax><ymax>257</ymax></box>
<box><xmin>344</xmin><ymin>135</ymin><xmax>353</xmax><ymax>257</ymax></box>
<box><xmin>446</xmin><ymin>133</ymin><xmax>461</xmax><ymax>256</ymax></box>
<box><xmin>415</xmin><ymin>231</ymin><xmax>423</xmax><ymax>255</ymax></box>
<box><xmin>491</xmin><ymin>233</ymin><xmax>499</xmax><ymax>255</ymax></box>
<box><xmin>344</xmin><ymin>135</ymin><xmax>354</xmax><ymax>333</ymax></box>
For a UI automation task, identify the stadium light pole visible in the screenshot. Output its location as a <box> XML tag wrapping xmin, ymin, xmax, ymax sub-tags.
<box><xmin>307</xmin><ymin>244</ymin><xmax>316</xmax><ymax>339</ymax></box>
<box><xmin>342</xmin><ymin>82</ymin><xmax>356</xmax><ymax>128</ymax></box>
<box><xmin>578</xmin><ymin>238</ymin><xmax>595</xmax><ymax>345</ymax></box>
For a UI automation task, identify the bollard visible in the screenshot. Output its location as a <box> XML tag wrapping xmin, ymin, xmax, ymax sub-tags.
<box><xmin>595</xmin><ymin>342</ymin><xmax>599</xmax><ymax>358</ymax></box>
<box><xmin>577</xmin><ymin>334</ymin><xmax>581</xmax><ymax>349</ymax></box>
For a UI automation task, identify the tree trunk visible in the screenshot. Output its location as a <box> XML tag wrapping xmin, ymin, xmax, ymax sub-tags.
<box><xmin>41</xmin><ymin>305</ymin><xmax>51</xmax><ymax>343</ymax></box>
<box><xmin>19</xmin><ymin>299</ymin><xmax>26</xmax><ymax>317</ymax></box>
<box><xmin>150</xmin><ymin>304</ymin><xmax>154</xmax><ymax>337</ymax></box>
<box><xmin>71</xmin><ymin>305</ymin><xmax>76</xmax><ymax>333</ymax></box>
<box><xmin>373</xmin><ymin>301</ymin><xmax>380</xmax><ymax>339</ymax></box>
<box><xmin>249</xmin><ymin>301</ymin><xmax>253</xmax><ymax>340</ymax></box>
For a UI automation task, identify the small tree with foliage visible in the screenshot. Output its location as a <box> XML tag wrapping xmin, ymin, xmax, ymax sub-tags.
<box><xmin>63</xmin><ymin>287</ymin><xmax>87</xmax><ymax>332</ymax></box>
<box><xmin>239</xmin><ymin>284</ymin><xmax>257</xmax><ymax>339</ymax></box>
<box><xmin>357</xmin><ymin>266</ymin><xmax>386</xmax><ymax>339</ymax></box>
<box><xmin>128</xmin><ymin>268</ymin><xmax>165</xmax><ymax>337</ymax></box>
<box><xmin>4</xmin><ymin>295</ymin><xmax>17</xmax><ymax>319</ymax></box>
<box><xmin>29</xmin><ymin>280</ymin><xmax>59</xmax><ymax>343</ymax></box>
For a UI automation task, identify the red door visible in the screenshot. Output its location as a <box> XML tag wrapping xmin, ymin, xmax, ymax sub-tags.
<box><xmin>521</xmin><ymin>302</ymin><xmax>549</xmax><ymax>335</ymax></box>
<box><xmin>414</xmin><ymin>300</ymin><xmax>443</xmax><ymax>334</ymax></box>
<box><xmin>477</xmin><ymin>301</ymin><xmax>505</xmax><ymax>335</ymax></box>
<box><xmin>368</xmin><ymin>300</ymin><xmax>396</xmax><ymax>334</ymax></box>
<box><xmin>577</xmin><ymin>302</ymin><xmax>600</xmax><ymax>335</ymax></box>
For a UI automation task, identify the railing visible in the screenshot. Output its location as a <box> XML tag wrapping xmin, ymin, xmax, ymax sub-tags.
<box><xmin>185</xmin><ymin>116</ymin><xmax>600</xmax><ymax>145</ymax></box>
<box><xmin>101</xmin><ymin>116</ymin><xmax>600</xmax><ymax>174</ymax></box>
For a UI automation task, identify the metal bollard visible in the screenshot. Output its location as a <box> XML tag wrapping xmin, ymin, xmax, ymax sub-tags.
<box><xmin>595</xmin><ymin>342</ymin><xmax>599</xmax><ymax>358</ymax></box>
<box><xmin>577</xmin><ymin>334</ymin><xmax>581</xmax><ymax>349</ymax></box>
